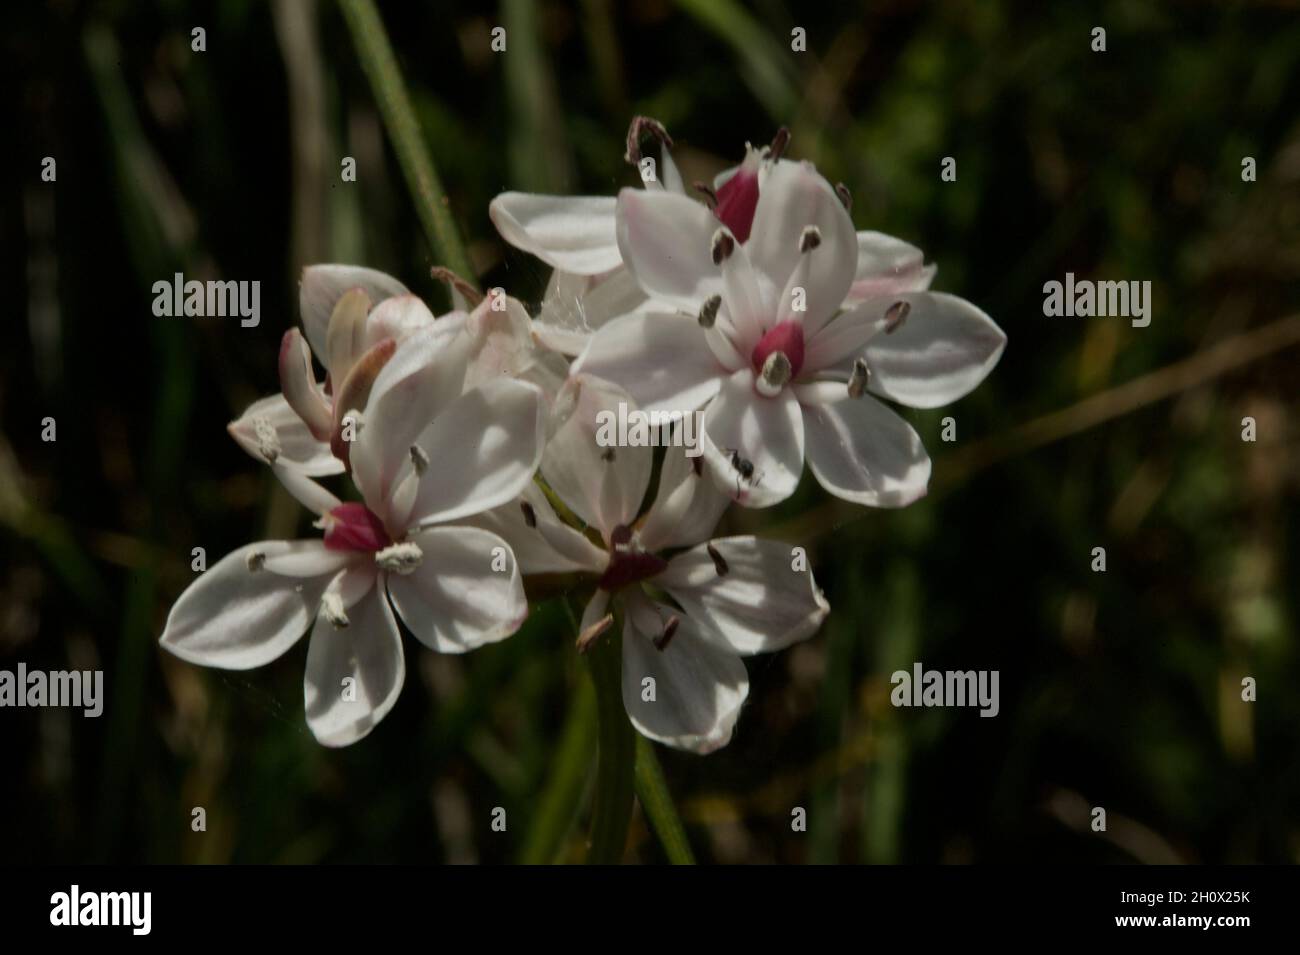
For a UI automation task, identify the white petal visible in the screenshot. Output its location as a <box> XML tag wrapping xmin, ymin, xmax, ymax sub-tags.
<box><xmin>160</xmin><ymin>541</ymin><xmax>344</xmax><ymax>669</ymax></box>
<box><xmin>303</xmin><ymin>587</ymin><xmax>405</xmax><ymax>747</ymax></box>
<box><xmin>638</xmin><ymin>441</ymin><xmax>728</xmax><ymax>553</ymax></box>
<box><xmin>386</xmin><ymin>526</ymin><xmax>528</xmax><ymax>653</ymax></box>
<box><xmin>490</xmin><ymin>192</ymin><xmax>622</xmax><ymax>274</ymax></box>
<box><xmin>746</xmin><ymin>161</ymin><xmax>857</xmax><ymax>311</ymax></box>
<box><xmin>718</xmin><ymin>237</ymin><xmax>769</xmax><ymax>352</ymax></box>
<box><xmin>408</xmin><ymin>378</ymin><xmax>546</xmax><ymax>527</ymax></box>
<box><xmin>540</xmin><ymin>375</ymin><xmax>651</xmax><ymax>537</ymax></box>
<box><xmin>572</xmin><ymin>312</ymin><xmax>724</xmax><ymax>413</ymax></box>
<box><xmin>300</xmin><ymin>264</ymin><xmax>408</xmax><ymax>363</ymax></box>
<box><xmin>658</xmin><ymin>536</ymin><xmax>829</xmax><ymax>654</ymax></box>
<box><xmin>860</xmin><ymin>291</ymin><xmax>1007</xmax><ymax>408</ymax></box>
<box><xmin>620</xmin><ymin>592</ymin><xmax>748</xmax><ymax>754</ymax></box>
<box><xmin>843</xmin><ymin>231</ymin><xmax>935</xmax><ymax>306</ymax></box>
<box><xmin>460</xmin><ymin>483</ymin><xmax>607</xmax><ymax>575</ymax></box>
<box><xmin>363</xmin><ymin>294</ymin><xmax>443</xmax><ymax>352</ymax></box>
<box><xmin>802</xmin><ymin>393</ymin><xmax>931</xmax><ymax>507</ymax></box>
<box><xmin>270</xmin><ymin>463</ymin><xmax>342</xmax><ymax>517</ymax></box>
<box><xmin>802</xmin><ymin>298</ymin><xmax>888</xmax><ymax>374</ymax></box>
<box><xmin>351</xmin><ymin>326</ymin><xmax>469</xmax><ymax>513</ymax></box>
<box><xmin>615</xmin><ymin>188</ymin><xmax>723</xmax><ymax>312</ymax></box>
<box><xmin>228</xmin><ymin>394</ymin><xmax>343</xmax><ymax>476</ymax></box>
<box><xmin>700</xmin><ymin>371</ymin><xmax>805</xmax><ymax>508</ymax></box>
<box><xmin>536</xmin><ymin>267</ymin><xmax>652</xmax><ymax>356</ymax></box>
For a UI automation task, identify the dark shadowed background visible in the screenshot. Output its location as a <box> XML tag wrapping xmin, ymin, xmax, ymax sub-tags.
<box><xmin>3</xmin><ymin>0</ymin><xmax>1299</xmax><ymax>863</ymax></box>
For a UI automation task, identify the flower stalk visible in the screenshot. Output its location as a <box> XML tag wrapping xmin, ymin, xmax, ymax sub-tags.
<box><xmin>584</xmin><ymin>622</ymin><xmax>635</xmax><ymax>864</ymax></box>
<box><xmin>634</xmin><ymin>735</ymin><xmax>696</xmax><ymax>864</ymax></box>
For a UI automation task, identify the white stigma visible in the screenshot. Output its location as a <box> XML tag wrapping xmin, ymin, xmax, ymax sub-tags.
<box><xmin>757</xmin><ymin>351</ymin><xmax>792</xmax><ymax>397</ymax></box>
<box><xmin>375</xmin><ymin>540</ymin><xmax>423</xmax><ymax>575</ymax></box>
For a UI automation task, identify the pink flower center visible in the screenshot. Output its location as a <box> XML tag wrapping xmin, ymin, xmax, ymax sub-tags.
<box><xmin>751</xmin><ymin>321</ymin><xmax>805</xmax><ymax>379</ymax></box>
<box><xmin>323</xmin><ymin>503</ymin><xmax>392</xmax><ymax>553</ymax></box>
<box><xmin>596</xmin><ymin>525</ymin><xmax>669</xmax><ymax>591</ymax></box>
<box><xmin>713</xmin><ymin>167</ymin><xmax>759</xmax><ymax>243</ymax></box>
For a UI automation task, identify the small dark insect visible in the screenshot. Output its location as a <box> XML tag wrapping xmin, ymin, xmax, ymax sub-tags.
<box><xmin>520</xmin><ymin>500</ymin><xmax>537</xmax><ymax>528</ymax></box>
<box><xmin>721</xmin><ymin>447</ymin><xmax>762</xmax><ymax>497</ymax></box>
<box><xmin>706</xmin><ymin>542</ymin><xmax>729</xmax><ymax>577</ymax></box>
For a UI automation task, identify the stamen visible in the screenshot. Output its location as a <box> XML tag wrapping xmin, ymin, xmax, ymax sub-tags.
<box><xmin>848</xmin><ymin>358</ymin><xmax>871</xmax><ymax>398</ymax></box>
<box><xmin>757</xmin><ymin>350</ymin><xmax>793</xmax><ymax>397</ymax></box>
<box><xmin>429</xmin><ymin>266</ymin><xmax>484</xmax><ymax>308</ymax></box>
<box><xmin>252</xmin><ymin>415</ymin><xmax>280</xmax><ymax>464</ymax></box>
<box><xmin>835</xmin><ymin>182</ymin><xmax>852</xmax><ymax>212</ymax></box>
<box><xmin>706</xmin><ymin>542</ymin><xmax>729</xmax><ymax>576</ymax></box>
<box><xmin>520</xmin><ymin>500</ymin><xmax>538</xmax><ymax>528</ymax></box>
<box><xmin>698</xmin><ymin>294</ymin><xmax>722</xmax><ymax>329</ymax></box>
<box><xmin>654</xmin><ymin>615</ymin><xmax>680</xmax><ymax>651</ymax></box>
<box><xmin>375</xmin><ymin>541</ymin><xmax>423</xmax><ymax>575</ymax></box>
<box><xmin>693</xmin><ymin>181</ymin><xmax>718</xmax><ymax>209</ymax></box>
<box><xmin>246</xmin><ymin>550</ymin><xmax>266</xmax><ymax>572</ymax></box>
<box><xmin>575</xmin><ymin>612</ymin><xmax>614</xmax><ymax>654</ymax></box>
<box><xmin>711</xmin><ymin>228</ymin><xmax>736</xmax><ymax>265</ymax></box>
<box><xmin>624</xmin><ymin>116</ymin><xmax>674</xmax><ymax>167</ymax></box>
<box><xmin>322</xmin><ymin>591</ymin><xmax>350</xmax><ymax>629</ymax></box>
<box><xmin>884</xmin><ymin>301</ymin><xmax>911</xmax><ymax>334</ymax></box>
<box><xmin>409</xmin><ymin>445</ymin><xmax>429</xmax><ymax>476</ymax></box>
<box><xmin>799</xmin><ymin>225</ymin><xmax>822</xmax><ymax>253</ymax></box>
<box><xmin>769</xmin><ymin>126</ymin><xmax>791</xmax><ymax>161</ymax></box>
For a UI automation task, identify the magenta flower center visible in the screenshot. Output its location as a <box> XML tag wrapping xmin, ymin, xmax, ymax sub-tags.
<box><xmin>713</xmin><ymin>168</ymin><xmax>759</xmax><ymax>243</ymax></box>
<box><xmin>323</xmin><ymin>502</ymin><xmax>393</xmax><ymax>553</ymax></box>
<box><xmin>596</xmin><ymin>525</ymin><xmax>669</xmax><ymax>591</ymax></box>
<box><xmin>751</xmin><ymin>321</ymin><xmax>805</xmax><ymax>379</ymax></box>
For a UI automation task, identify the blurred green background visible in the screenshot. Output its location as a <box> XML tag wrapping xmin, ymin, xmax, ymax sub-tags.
<box><xmin>3</xmin><ymin>0</ymin><xmax>1298</xmax><ymax>863</ymax></box>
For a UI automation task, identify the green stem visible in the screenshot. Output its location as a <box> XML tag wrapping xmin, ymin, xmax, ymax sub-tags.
<box><xmin>634</xmin><ymin>735</ymin><xmax>696</xmax><ymax>864</ymax></box>
<box><xmin>585</xmin><ymin>627</ymin><xmax>635</xmax><ymax>864</ymax></box>
<box><xmin>337</xmin><ymin>0</ymin><xmax>478</xmax><ymax>287</ymax></box>
<box><xmin>519</xmin><ymin>674</ymin><xmax>597</xmax><ymax>864</ymax></box>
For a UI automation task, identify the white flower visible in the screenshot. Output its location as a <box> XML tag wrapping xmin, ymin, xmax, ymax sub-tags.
<box><xmin>475</xmin><ymin>374</ymin><xmax>828</xmax><ymax>753</ymax></box>
<box><xmin>573</xmin><ymin>159</ymin><xmax>1007</xmax><ymax>508</ymax></box>
<box><xmin>161</xmin><ymin>328</ymin><xmax>546</xmax><ymax>746</ymax></box>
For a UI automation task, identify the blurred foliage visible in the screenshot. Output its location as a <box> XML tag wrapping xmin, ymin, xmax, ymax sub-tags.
<box><xmin>2</xmin><ymin>0</ymin><xmax>1298</xmax><ymax>863</ymax></box>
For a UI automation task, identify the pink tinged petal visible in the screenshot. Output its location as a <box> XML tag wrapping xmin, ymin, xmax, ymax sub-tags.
<box><xmin>386</xmin><ymin>526</ymin><xmax>528</xmax><ymax>653</ymax></box>
<box><xmin>300</xmin><ymin>264</ymin><xmax>408</xmax><ymax>364</ymax></box>
<box><xmin>329</xmin><ymin>336</ymin><xmax>397</xmax><ymax>465</ymax></box>
<box><xmin>717</xmin><ymin>235</ymin><xmax>769</xmax><ymax>352</ymax></box>
<box><xmin>324</xmin><ymin>287</ymin><xmax>372</xmax><ymax>382</ymax></box>
<box><xmin>541</xmin><ymin>375</ymin><xmax>651</xmax><ymax>536</ymax></box>
<box><xmin>228</xmin><ymin>394</ymin><xmax>343</xmax><ymax>477</ymax></box>
<box><xmin>460</xmin><ymin>483</ymin><xmax>607</xmax><ymax>575</ymax></box>
<box><xmin>779</xmin><ymin>230</ymin><xmax>851</xmax><ymax>338</ymax></box>
<box><xmin>843</xmin><ymin>231</ymin><xmax>935</xmax><ymax>307</ymax></box>
<box><xmin>620</xmin><ymin>591</ymin><xmax>748</xmax><ymax>754</ymax></box>
<box><xmin>638</xmin><ymin>439</ymin><xmax>729</xmax><ymax>554</ymax></box>
<box><xmin>269</xmin><ymin>464</ymin><xmax>343</xmax><ymax>517</ymax></box>
<box><xmin>700</xmin><ymin>371</ymin><xmax>805</xmax><ymax>508</ymax></box>
<box><xmin>409</xmin><ymin>378</ymin><xmax>546</xmax><ymax>527</ymax></box>
<box><xmin>303</xmin><ymin>586</ymin><xmax>404</xmax><ymax>747</ymax></box>
<box><xmin>351</xmin><ymin>327</ymin><xmax>470</xmax><ymax>511</ymax></box>
<box><xmin>363</xmin><ymin>294</ymin><xmax>444</xmax><ymax>352</ymax></box>
<box><xmin>278</xmin><ymin>328</ymin><xmax>333</xmax><ymax>441</ymax></box>
<box><xmin>747</xmin><ymin>160</ymin><xmax>857</xmax><ymax>313</ymax></box>
<box><xmin>489</xmin><ymin>192</ymin><xmax>621</xmax><ymax>275</ymax></box>
<box><xmin>572</xmin><ymin>312</ymin><xmax>725</xmax><ymax>414</ymax></box>
<box><xmin>658</xmin><ymin>536</ymin><xmax>829</xmax><ymax>655</ymax></box>
<box><xmin>322</xmin><ymin>502</ymin><xmax>392</xmax><ymax>552</ymax></box>
<box><xmin>159</xmin><ymin>541</ymin><xmax>344</xmax><ymax>669</ymax></box>
<box><xmin>802</xmin><ymin>393</ymin><xmax>931</xmax><ymax>507</ymax></box>
<box><xmin>657</xmin><ymin>146</ymin><xmax>685</xmax><ymax>195</ymax></box>
<box><xmin>615</xmin><ymin>188</ymin><xmax>723</xmax><ymax>312</ymax></box>
<box><xmin>713</xmin><ymin>163</ymin><xmax>759</xmax><ymax>242</ymax></box>
<box><xmin>860</xmin><ymin>291</ymin><xmax>1007</xmax><ymax>409</ymax></box>
<box><xmin>537</xmin><ymin>267</ymin><xmax>652</xmax><ymax>356</ymax></box>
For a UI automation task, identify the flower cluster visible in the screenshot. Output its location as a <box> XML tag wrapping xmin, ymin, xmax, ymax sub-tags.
<box><xmin>160</xmin><ymin>119</ymin><xmax>1005</xmax><ymax>752</ymax></box>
